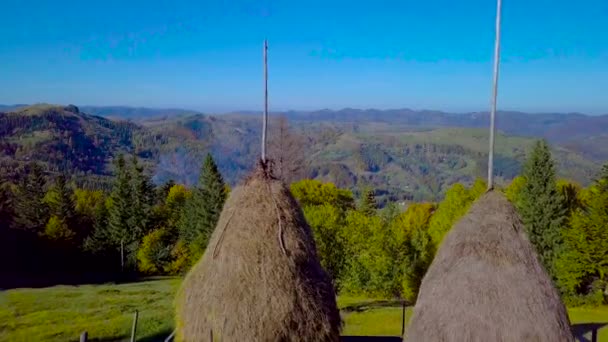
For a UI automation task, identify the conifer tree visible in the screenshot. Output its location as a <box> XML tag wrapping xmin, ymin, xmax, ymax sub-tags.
<box><xmin>49</xmin><ymin>174</ymin><xmax>76</xmax><ymax>227</ymax></box>
<box><xmin>518</xmin><ymin>140</ymin><xmax>566</xmax><ymax>278</ymax></box>
<box><xmin>130</xmin><ymin>156</ymin><xmax>155</xmax><ymax>235</ymax></box>
<box><xmin>178</xmin><ymin>153</ymin><xmax>226</xmax><ymax>259</ymax></box>
<box><xmin>14</xmin><ymin>163</ymin><xmax>49</xmax><ymax>232</ymax></box>
<box><xmin>106</xmin><ymin>154</ymin><xmax>138</xmax><ymax>268</ymax></box>
<box><xmin>359</xmin><ymin>187</ymin><xmax>377</xmax><ymax>216</ymax></box>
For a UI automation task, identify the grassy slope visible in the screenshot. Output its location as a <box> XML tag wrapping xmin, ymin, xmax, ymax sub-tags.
<box><xmin>2</xmin><ymin>279</ymin><xmax>608</xmax><ymax>341</ymax></box>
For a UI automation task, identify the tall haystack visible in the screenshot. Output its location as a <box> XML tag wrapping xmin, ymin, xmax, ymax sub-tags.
<box><xmin>176</xmin><ymin>164</ymin><xmax>341</xmax><ymax>342</ymax></box>
<box><xmin>404</xmin><ymin>191</ymin><xmax>573</xmax><ymax>342</ymax></box>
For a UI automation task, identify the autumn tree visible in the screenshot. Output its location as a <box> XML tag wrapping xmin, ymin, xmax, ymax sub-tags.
<box><xmin>268</xmin><ymin>115</ymin><xmax>306</xmax><ymax>184</ymax></box>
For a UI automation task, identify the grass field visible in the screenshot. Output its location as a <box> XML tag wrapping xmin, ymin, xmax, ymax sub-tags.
<box><xmin>1</xmin><ymin>278</ymin><xmax>607</xmax><ymax>341</ymax></box>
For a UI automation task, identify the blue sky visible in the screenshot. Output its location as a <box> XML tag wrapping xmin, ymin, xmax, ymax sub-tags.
<box><xmin>1</xmin><ymin>0</ymin><xmax>607</xmax><ymax>114</ymax></box>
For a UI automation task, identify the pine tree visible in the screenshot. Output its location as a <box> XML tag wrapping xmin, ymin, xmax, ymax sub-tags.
<box><xmin>106</xmin><ymin>155</ymin><xmax>138</xmax><ymax>268</ymax></box>
<box><xmin>178</xmin><ymin>153</ymin><xmax>226</xmax><ymax>259</ymax></box>
<box><xmin>518</xmin><ymin>140</ymin><xmax>566</xmax><ymax>278</ymax></box>
<box><xmin>359</xmin><ymin>187</ymin><xmax>377</xmax><ymax>216</ymax></box>
<box><xmin>50</xmin><ymin>174</ymin><xmax>76</xmax><ymax>227</ymax></box>
<box><xmin>130</xmin><ymin>156</ymin><xmax>155</xmax><ymax>235</ymax></box>
<box><xmin>14</xmin><ymin>163</ymin><xmax>49</xmax><ymax>232</ymax></box>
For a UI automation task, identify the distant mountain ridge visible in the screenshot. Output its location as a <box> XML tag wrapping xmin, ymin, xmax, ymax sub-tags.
<box><xmin>1</xmin><ymin>104</ymin><xmax>605</xmax><ymax>201</ymax></box>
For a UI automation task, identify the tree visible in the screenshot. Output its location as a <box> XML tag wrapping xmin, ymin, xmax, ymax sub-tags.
<box><xmin>302</xmin><ymin>204</ymin><xmax>347</xmax><ymax>289</ymax></box>
<box><xmin>43</xmin><ymin>215</ymin><xmax>75</xmax><ymax>242</ymax></box>
<box><xmin>130</xmin><ymin>156</ymin><xmax>155</xmax><ymax>235</ymax></box>
<box><xmin>428</xmin><ymin>179</ymin><xmax>486</xmax><ymax>248</ymax></box>
<box><xmin>44</xmin><ymin>174</ymin><xmax>76</xmax><ymax>231</ymax></box>
<box><xmin>268</xmin><ymin>115</ymin><xmax>306</xmax><ymax>184</ymax></box>
<box><xmin>178</xmin><ymin>153</ymin><xmax>227</xmax><ymax>260</ymax></box>
<box><xmin>73</xmin><ymin>188</ymin><xmax>104</xmax><ymax>242</ymax></box>
<box><xmin>106</xmin><ymin>155</ymin><xmax>138</xmax><ymax>269</ymax></box>
<box><xmin>518</xmin><ymin>140</ymin><xmax>566</xmax><ymax>278</ymax></box>
<box><xmin>14</xmin><ymin>163</ymin><xmax>49</xmax><ymax>232</ymax></box>
<box><xmin>291</xmin><ymin>179</ymin><xmax>354</xmax><ymax>212</ymax></box>
<box><xmin>359</xmin><ymin>187</ymin><xmax>377</xmax><ymax>216</ymax></box>
<box><xmin>137</xmin><ymin>229</ymin><xmax>173</xmax><ymax>274</ymax></box>
<box><xmin>555</xmin><ymin>164</ymin><xmax>608</xmax><ymax>304</ymax></box>
<box><xmin>398</xmin><ymin>203</ymin><xmax>436</xmax><ymax>302</ymax></box>
<box><xmin>0</xmin><ymin>183</ymin><xmax>14</xmax><ymax>231</ymax></box>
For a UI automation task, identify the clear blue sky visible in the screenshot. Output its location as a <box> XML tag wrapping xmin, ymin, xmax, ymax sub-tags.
<box><xmin>1</xmin><ymin>0</ymin><xmax>607</xmax><ymax>114</ymax></box>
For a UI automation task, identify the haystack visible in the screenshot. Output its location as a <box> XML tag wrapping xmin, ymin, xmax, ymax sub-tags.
<box><xmin>404</xmin><ymin>191</ymin><xmax>573</xmax><ymax>342</ymax></box>
<box><xmin>176</xmin><ymin>163</ymin><xmax>341</xmax><ymax>342</ymax></box>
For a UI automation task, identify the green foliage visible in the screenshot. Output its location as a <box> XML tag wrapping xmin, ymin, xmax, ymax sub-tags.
<box><xmin>137</xmin><ymin>229</ymin><xmax>174</xmax><ymax>275</ymax></box>
<box><xmin>13</xmin><ymin>163</ymin><xmax>49</xmax><ymax>232</ymax></box>
<box><xmin>396</xmin><ymin>203</ymin><xmax>436</xmax><ymax>302</ymax></box>
<box><xmin>555</xmin><ymin>164</ymin><xmax>608</xmax><ymax>304</ymax></box>
<box><xmin>130</xmin><ymin>156</ymin><xmax>156</xmax><ymax>235</ymax></box>
<box><xmin>178</xmin><ymin>153</ymin><xmax>226</xmax><ymax>261</ymax></box>
<box><xmin>302</xmin><ymin>204</ymin><xmax>347</xmax><ymax>288</ymax></box>
<box><xmin>291</xmin><ymin>179</ymin><xmax>355</xmax><ymax>211</ymax></box>
<box><xmin>428</xmin><ymin>179</ymin><xmax>486</xmax><ymax>248</ymax></box>
<box><xmin>504</xmin><ymin>175</ymin><xmax>526</xmax><ymax>205</ymax></box>
<box><xmin>43</xmin><ymin>215</ymin><xmax>75</xmax><ymax>242</ymax></box>
<box><xmin>341</xmin><ymin>210</ymin><xmax>390</xmax><ymax>296</ymax></box>
<box><xmin>44</xmin><ymin>174</ymin><xmax>76</xmax><ymax>233</ymax></box>
<box><xmin>107</xmin><ymin>155</ymin><xmax>135</xmax><ymax>248</ymax></box>
<box><xmin>518</xmin><ymin>140</ymin><xmax>567</xmax><ymax>278</ymax></box>
<box><xmin>359</xmin><ymin>187</ymin><xmax>377</xmax><ymax>216</ymax></box>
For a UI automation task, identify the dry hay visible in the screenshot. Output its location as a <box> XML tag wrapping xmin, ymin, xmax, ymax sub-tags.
<box><xmin>176</xmin><ymin>163</ymin><xmax>341</xmax><ymax>342</ymax></box>
<box><xmin>404</xmin><ymin>191</ymin><xmax>573</xmax><ymax>342</ymax></box>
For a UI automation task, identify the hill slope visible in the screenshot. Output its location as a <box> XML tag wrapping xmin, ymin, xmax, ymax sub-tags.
<box><xmin>0</xmin><ymin>105</ymin><xmax>602</xmax><ymax>201</ymax></box>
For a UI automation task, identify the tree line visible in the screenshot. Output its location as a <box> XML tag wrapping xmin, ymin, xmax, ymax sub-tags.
<box><xmin>1</xmin><ymin>139</ymin><xmax>607</xmax><ymax>307</ymax></box>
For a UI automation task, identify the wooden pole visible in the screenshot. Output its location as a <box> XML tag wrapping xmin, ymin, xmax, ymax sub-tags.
<box><xmin>164</xmin><ymin>330</ymin><xmax>176</xmax><ymax>342</ymax></box>
<box><xmin>401</xmin><ymin>301</ymin><xmax>406</xmax><ymax>335</ymax></box>
<box><xmin>80</xmin><ymin>331</ymin><xmax>88</xmax><ymax>342</ymax></box>
<box><xmin>487</xmin><ymin>0</ymin><xmax>502</xmax><ymax>190</ymax></box>
<box><xmin>262</xmin><ymin>39</ymin><xmax>269</xmax><ymax>163</ymax></box>
<box><xmin>130</xmin><ymin>310</ymin><xmax>139</xmax><ymax>342</ymax></box>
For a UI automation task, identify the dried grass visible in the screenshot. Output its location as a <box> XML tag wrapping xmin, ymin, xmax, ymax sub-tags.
<box><xmin>176</xmin><ymin>163</ymin><xmax>341</xmax><ymax>341</ymax></box>
<box><xmin>405</xmin><ymin>191</ymin><xmax>573</xmax><ymax>342</ymax></box>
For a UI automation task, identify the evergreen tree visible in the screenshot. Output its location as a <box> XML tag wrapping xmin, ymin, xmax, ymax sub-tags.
<box><xmin>130</xmin><ymin>156</ymin><xmax>155</xmax><ymax>235</ymax></box>
<box><xmin>359</xmin><ymin>187</ymin><xmax>377</xmax><ymax>216</ymax></box>
<box><xmin>178</xmin><ymin>153</ymin><xmax>226</xmax><ymax>259</ymax></box>
<box><xmin>106</xmin><ymin>155</ymin><xmax>138</xmax><ymax>268</ymax></box>
<box><xmin>14</xmin><ymin>163</ymin><xmax>49</xmax><ymax>232</ymax></box>
<box><xmin>518</xmin><ymin>140</ymin><xmax>566</xmax><ymax>278</ymax></box>
<box><xmin>47</xmin><ymin>174</ymin><xmax>76</xmax><ymax>227</ymax></box>
<box><xmin>0</xmin><ymin>183</ymin><xmax>14</xmax><ymax>230</ymax></box>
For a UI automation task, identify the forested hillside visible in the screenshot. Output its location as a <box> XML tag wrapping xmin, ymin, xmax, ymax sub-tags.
<box><xmin>0</xmin><ymin>104</ymin><xmax>602</xmax><ymax>202</ymax></box>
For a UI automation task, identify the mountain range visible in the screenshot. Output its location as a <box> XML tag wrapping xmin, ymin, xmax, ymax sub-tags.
<box><xmin>0</xmin><ymin>104</ymin><xmax>605</xmax><ymax>202</ymax></box>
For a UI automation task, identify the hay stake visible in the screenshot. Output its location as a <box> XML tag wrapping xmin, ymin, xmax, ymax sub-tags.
<box><xmin>261</xmin><ymin>39</ymin><xmax>269</xmax><ymax>163</ymax></box>
<box><xmin>487</xmin><ymin>0</ymin><xmax>502</xmax><ymax>190</ymax></box>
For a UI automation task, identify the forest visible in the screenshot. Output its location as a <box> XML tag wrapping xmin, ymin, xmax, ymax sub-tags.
<box><xmin>1</xmin><ymin>135</ymin><xmax>607</xmax><ymax>308</ymax></box>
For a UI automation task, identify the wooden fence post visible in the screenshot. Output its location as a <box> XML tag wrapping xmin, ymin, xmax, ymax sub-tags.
<box><xmin>130</xmin><ymin>310</ymin><xmax>139</xmax><ymax>342</ymax></box>
<box><xmin>80</xmin><ymin>331</ymin><xmax>88</xmax><ymax>342</ymax></box>
<box><xmin>401</xmin><ymin>301</ymin><xmax>406</xmax><ymax>336</ymax></box>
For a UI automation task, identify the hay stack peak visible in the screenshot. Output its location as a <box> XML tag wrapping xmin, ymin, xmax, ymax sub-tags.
<box><xmin>405</xmin><ymin>190</ymin><xmax>573</xmax><ymax>342</ymax></box>
<box><xmin>176</xmin><ymin>163</ymin><xmax>341</xmax><ymax>342</ymax></box>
